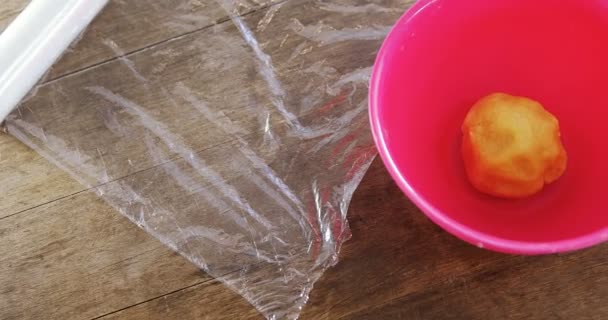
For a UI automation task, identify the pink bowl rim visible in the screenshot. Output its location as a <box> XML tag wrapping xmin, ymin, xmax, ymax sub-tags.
<box><xmin>368</xmin><ymin>0</ymin><xmax>608</xmax><ymax>255</ymax></box>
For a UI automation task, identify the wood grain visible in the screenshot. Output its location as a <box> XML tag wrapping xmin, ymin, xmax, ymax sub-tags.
<box><xmin>89</xmin><ymin>159</ymin><xmax>608</xmax><ymax>320</ymax></box>
<box><xmin>0</xmin><ymin>0</ymin><xmax>28</xmax><ymax>32</ymax></box>
<box><xmin>2</xmin><ymin>0</ymin><xmax>607</xmax><ymax>319</ymax></box>
<box><xmin>0</xmin><ymin>134</ymin><xmax>81</xmax><ymax>218</ymax></box>
<box><xmin>0</xmin><ymin>181</ymin><xmax>211</xmax><ymax>320</ymax></box>
<box><xmin>345</xmin><ymin>244</ymin><xmax>607</xmax><ymax>319</ymax></box>
<box><xmin>46</xmin><ymin>0</ymin><xmax>280</xmax><ymax>80</ymax></box>
<box><xmin>1</xmin><ymin>0</ymin><xmax>282</xmax><ymax>220</ymax></box>
<box><xmin>1</xmin><ymin>0</ymin><xmax>395</xmax><ymax>318</ymax></box>
<box><xmin>302</xmin><ymin>162</ymin><xmax>608</xmax><ymax>319</ymax></box>
<box><xmin>3</xmin><ymin>1</ymin><xmax>408</xmax><ymax>318</ymax></box>
<box><xmin>0</xmin><ymin>1</ymin><xmax>288</xmax><ymax>319</ymax></box>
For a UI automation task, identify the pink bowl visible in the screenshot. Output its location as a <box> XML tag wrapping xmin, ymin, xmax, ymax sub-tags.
<box><xmin>369</xmin><ymin>0</ymin><xmax>608</xmax><ymax>254</ymax></box>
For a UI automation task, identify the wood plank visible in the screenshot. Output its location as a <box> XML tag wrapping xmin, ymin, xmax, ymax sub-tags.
<box><xmin>0</xmin><ymin>188</ymin><xmax>213</xmax><ymax>320</ymax></box>
<box><xmin>0</xmin><ymin>0</ymin><xmax>277</xmax><ymax>218</ymax></box>
<box><xmin>5</xmin><ymin>0</ymin><xmax>405</xmax><ymax>292</ymax></box>
<box><xmin>8</xmin><ymin>0</ymin><xmax>411</xmax><ymax>204</ymax></box>
<box><xmin>46</xmin><ymin>0</ymin><xmax>280</xmax><ymax>80</ymax></box>
<box><xmin>94</xmin><ymin>159</ymin><xmax>608</xmax><ymax>320</ymax></box>
<box><xmin>0</xmin><ymin>0</ymin><xmax>28</xmax><ymax>32</ymax></box>
<box><xmin>344</xmin><ymin>245</ymin><xmax>608</xmax><ymax>320</ymax></box>
<box><xmin>2</xmin><ymin>1</ymin><xmax>414</xmax><ymax>319</ymax></box>
<box><xmin>100</xmin><ymin>278</ymin><xmax>263</xmax><ymax>320</ymax></box>
<box><xmin>4</xmin><ymin>0</ymin><xmax>410</xmax><ymax>220</ymax></box>
<box><xmin>0</xmin><ymin>134</ymin><xmax>81</xmax><ymax>218</ymax></box>
<box><xmin>7</xmin><ymin>0</ymin><xmax>604</xmax><ymax>320</ymax></box>
<box><xmin>0</xmin><ymin>2</ymin><xmax>77</xmax><ymax>218</ymax></box>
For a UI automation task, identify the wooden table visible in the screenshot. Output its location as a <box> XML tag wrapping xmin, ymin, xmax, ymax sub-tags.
<box><xmin>1</xmin><ymin>1</ymin><xmax>606</xmax><ymax>319</ymax></box>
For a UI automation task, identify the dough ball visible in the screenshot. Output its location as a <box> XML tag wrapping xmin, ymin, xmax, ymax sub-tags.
<box><xmin>461</xmin><ymin>93</ymin><xmax>567</xmax><ymax>198</ymax></box>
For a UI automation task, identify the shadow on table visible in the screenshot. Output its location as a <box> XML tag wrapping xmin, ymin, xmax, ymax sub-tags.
<box><xmin>302</xmin><ymin>158</ymin><xmax>608</xmax><ymax>320</ymax></box>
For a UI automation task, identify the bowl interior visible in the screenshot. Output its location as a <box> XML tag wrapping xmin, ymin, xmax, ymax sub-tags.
<box><xmin>372</xmin><ymin>0</ymin><xmax>608</xmax><ymax>252</ymax></box>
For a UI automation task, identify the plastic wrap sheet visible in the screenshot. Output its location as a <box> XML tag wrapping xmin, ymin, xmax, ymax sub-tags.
<box><xmin>5</xmin><ymin>0</ymin><xmax>410</xmax><ymax>318</ymax></box>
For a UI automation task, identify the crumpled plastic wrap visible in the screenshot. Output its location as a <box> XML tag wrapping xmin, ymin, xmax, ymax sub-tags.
<box><xmin>5</xmin><ymin>0</ymin><xmax>410</xmax><ymax>318</ymax></box>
